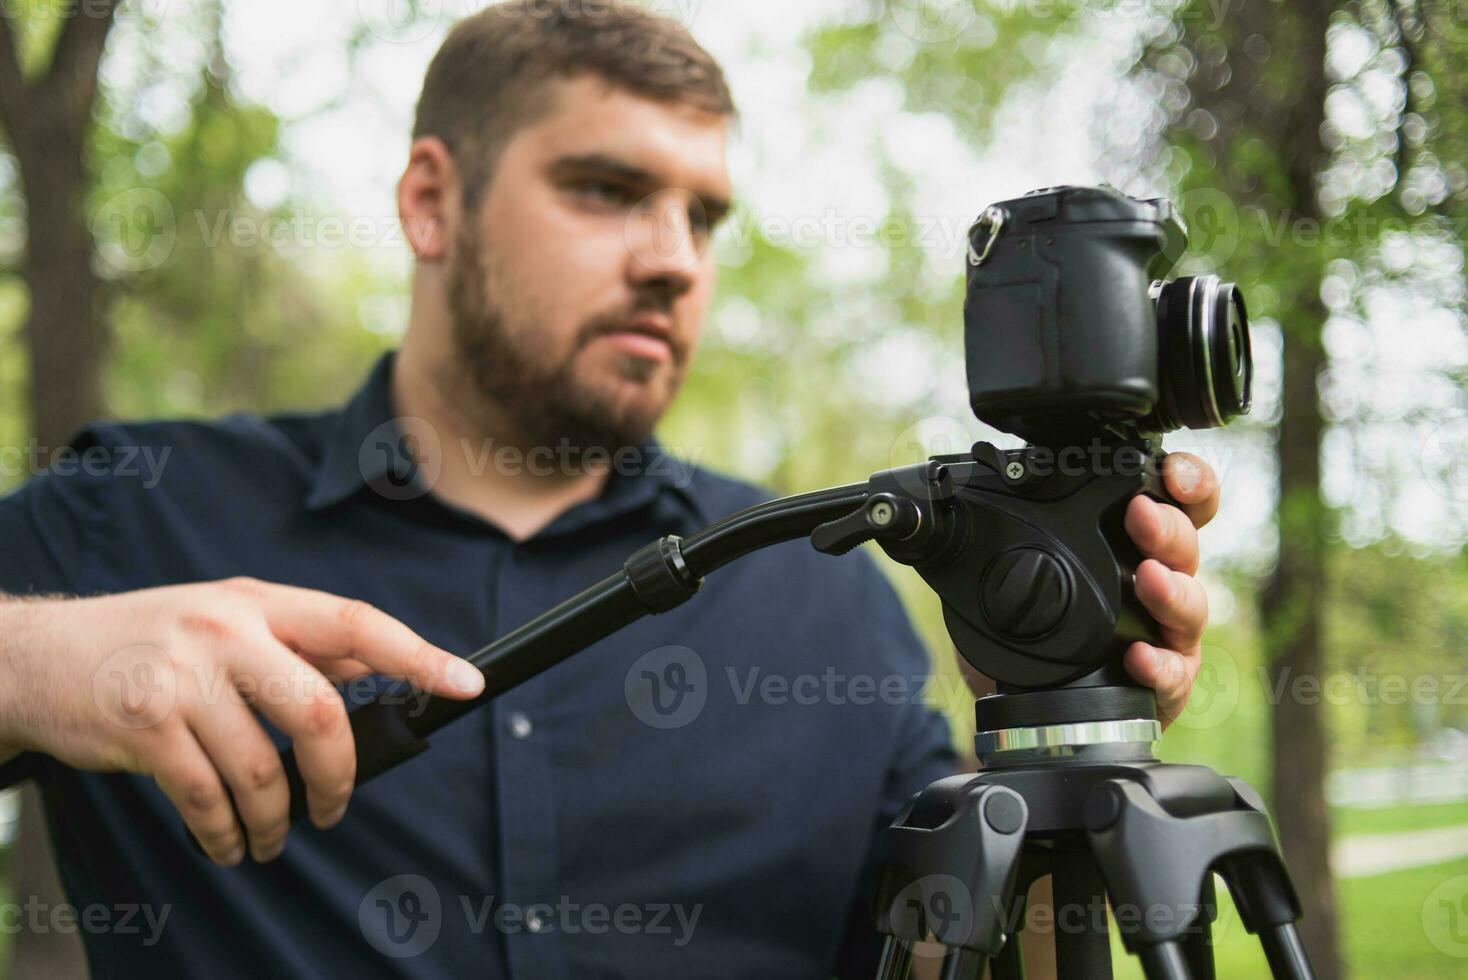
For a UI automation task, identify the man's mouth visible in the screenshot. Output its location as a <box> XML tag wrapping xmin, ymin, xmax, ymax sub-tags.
<box><xmin>594</xmin><ymin>315</ymin><xmax>676</xmax><ymax>364</ymax></box>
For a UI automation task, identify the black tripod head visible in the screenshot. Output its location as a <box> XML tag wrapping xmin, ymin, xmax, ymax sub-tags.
<box><xmin>815</xmin><ymin>185</ymin><xmax>1255</xmax><ymax>694</ymax></box>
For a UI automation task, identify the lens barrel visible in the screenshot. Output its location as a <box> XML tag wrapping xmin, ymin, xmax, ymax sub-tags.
<box><xmin>1145</xmin><ymin>275</ymin><xmax>1253</xmax><ymax>432</ymax></box>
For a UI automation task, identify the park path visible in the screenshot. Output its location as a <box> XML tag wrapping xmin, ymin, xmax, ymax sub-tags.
<box><xmin>1333</xmin><ymin>824</ymin><xmax>1468</xmax><ymax>878</ymax></box>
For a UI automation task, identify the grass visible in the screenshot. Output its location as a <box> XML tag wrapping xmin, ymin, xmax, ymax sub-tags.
<box><xmin>1331</xmin><ymin>801</ymin><xmax>1468</xmax><ymax>838</ymax></box>
<box><xmin>1104</xmin><ymin>853</ymin><xmax>1468</xmax><ymax>979</ymax></box>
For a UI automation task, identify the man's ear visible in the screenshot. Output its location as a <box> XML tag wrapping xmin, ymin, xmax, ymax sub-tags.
<box><xmin>398</xmin><ymin>137</ymin><xmax>459</xmax><ymax>262</ymax></box>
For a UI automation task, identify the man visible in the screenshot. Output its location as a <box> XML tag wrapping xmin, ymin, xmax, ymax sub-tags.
<box><xmin>0</xmin><ymin>3</ymin><xmax>1217</xmax><ymax>976</ymax></box>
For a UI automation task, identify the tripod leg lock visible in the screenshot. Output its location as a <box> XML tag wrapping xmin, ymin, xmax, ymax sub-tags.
<box><xmin>873</xmin><ymin>776</ymin><xmax>1029</xmax><ymax>955</ymax></box>
<box><xmin>623</xmin><ymin>535</ymin><xmax>702</xmax><ymax>613</ymax></box>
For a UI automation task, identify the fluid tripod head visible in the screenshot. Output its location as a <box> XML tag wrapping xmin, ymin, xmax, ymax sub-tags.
<box><xmin>813</xmin><ymin>186</ymin><xmax>1255</xmax><ymax>691</ymax></box>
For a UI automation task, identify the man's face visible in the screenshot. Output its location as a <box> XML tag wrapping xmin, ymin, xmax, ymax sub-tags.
<box><xmin>445</xmin><ymin>75</ymin><xmax>732</xmax><ymax>452</ymax></box>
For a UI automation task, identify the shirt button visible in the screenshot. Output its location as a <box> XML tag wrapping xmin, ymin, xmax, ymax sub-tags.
<box><xmin>526</xmin><ymin>909</ymin><xmax>549</xmax><ymax>934</ymax></box>
<box><xmin>507</xmin><ymin>711</ymin><xmax>534</xmax><ymax>740</ymax></box>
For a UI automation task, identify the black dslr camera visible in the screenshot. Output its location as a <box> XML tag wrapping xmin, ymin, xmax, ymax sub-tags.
<box><xmin>964</xmin><ymin>185</ymin><xmax>1252</xmax><ymax>446</ymax></box>
<box><xmin>834</xmin><ymin>185</ymin><xmax>1260</xmax><ymax>689</ymax></box>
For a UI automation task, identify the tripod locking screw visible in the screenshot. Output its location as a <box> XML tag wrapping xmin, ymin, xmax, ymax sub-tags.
<box><xmin>1084</xmin><ymin>784</ymin><xmax>1126</xmax><ymax>833</ymax></box>
<box><xmin>983</xmin><ymin>790</ymin><xmax>1026</xmax><ymax>835</ymax></box>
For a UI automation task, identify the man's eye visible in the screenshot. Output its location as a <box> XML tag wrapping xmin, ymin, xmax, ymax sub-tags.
<box><xmin>576</xmin><ymin>181</ymin><xmax>634</xmax><ymax>205</ymax></box>
<box><xmin>687</xmin><ymin>209</ymin><xmax>710</xmax><ymax>238</ymax></box>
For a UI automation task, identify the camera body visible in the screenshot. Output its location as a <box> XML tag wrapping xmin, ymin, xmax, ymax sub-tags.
<box><xmin>964</xmin><ymin>185</ymin><xmax>1250</xmax><ymax>446</ymax></box>
<box><xmin>892</xmin><ymin>184</ymin><xmax>1256</xmax><ymax>688</ymax></box>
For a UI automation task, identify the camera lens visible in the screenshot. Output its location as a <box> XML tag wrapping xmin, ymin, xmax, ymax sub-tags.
<box><xmin>1148</xmin><ymin>275</ymin><xmax>1253</xmax><ymax>431</ymax></box>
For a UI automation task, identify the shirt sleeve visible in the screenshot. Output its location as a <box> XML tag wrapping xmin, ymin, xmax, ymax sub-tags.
<box><xmin>0</xmin><ymin>468</ymin><xmax>104</xmax><ymax>598</ymax></box>
<box><xmin>833</xmin><ymin>559</ymin><xmax>963</xmax><ymax>978</ymax></box>
<box><xmin>0</xmin><ymin>434</ymin><xmax>113</xmax><ymax>788</ymax></box>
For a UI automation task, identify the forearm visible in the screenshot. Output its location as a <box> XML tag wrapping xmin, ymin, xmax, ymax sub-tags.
<box><xmin>0</xmin><ymin>592</ymin><xmax>66</xmax><ymax>765</ymax></box>
<box><xmin>0</xmin><ymin>594</ymin><xmax>29</xmax><ymax>765</ymax></box>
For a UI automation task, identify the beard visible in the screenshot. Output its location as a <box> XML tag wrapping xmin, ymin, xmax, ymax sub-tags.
<box><xmin>442</xmin><ymin>221</ymin><xmax>689</xmax><ymax>458</ymax></box>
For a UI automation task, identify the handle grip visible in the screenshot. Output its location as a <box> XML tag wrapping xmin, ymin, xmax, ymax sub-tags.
<box><xmin>281</xmin><ymin>693</ymin><xmax>432</xmax><ymax>825</ymax></box>
<box><xmin>188</xmin><ymin>692</ymin><xmax>431</xmax><ymax>858</ymax></box>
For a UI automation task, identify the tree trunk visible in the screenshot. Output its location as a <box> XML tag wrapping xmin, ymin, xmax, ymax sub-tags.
<box><xmin>1260</xmin><ymin>284</ymin><xmax>1339</xmax><ymax>980</ymax></box>
<box><xmin>14</xmin><ymin>107</ymin><xmax>106</xmax><ymax>452</ymax></box>
<box><xmin>0</xmin><ymin>6</ymin><xmax>121</xmax><ymax>978</ymax></box>
<box><xmin>1163</xmin><ymin>0</ymin><xmax>1340</xmax><ymax>970</ymax></box>
<box><xmin>1255</xmin><ymin>1</ymin><xmax>1340</xmax><ymax>973</ymax></box>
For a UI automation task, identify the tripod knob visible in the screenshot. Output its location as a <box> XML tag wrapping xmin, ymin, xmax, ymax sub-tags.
<box><xmin>980</xmin><ymin>546</ymin><xmax>1072</xmax><ymax>639</ymax></box>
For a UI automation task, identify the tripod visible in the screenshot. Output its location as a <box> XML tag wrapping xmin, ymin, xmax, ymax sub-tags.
<box><xmin>249</xmin><ymin>438</ymin><xmax>1313</xmax><ymax>979</ymax></box>
<box><xmin>871</xmin><ymin>678</ymin><xmax>1311</xmax><ymax>979</ymax></box>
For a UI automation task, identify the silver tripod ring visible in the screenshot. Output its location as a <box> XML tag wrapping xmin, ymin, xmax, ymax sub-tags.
<box><xmin>975</xmin><ymin>718</ymin><xmax>1162</xmax><ymax>763</ymax></box>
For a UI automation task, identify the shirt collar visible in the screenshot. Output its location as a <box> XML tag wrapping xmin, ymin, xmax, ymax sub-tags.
<box><xmin>306</xmin><ymin>351</ymin><xmax>710</xmax><ymax>530</ymax></box>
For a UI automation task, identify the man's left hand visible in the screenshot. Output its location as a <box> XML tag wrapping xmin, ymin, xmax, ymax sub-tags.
<box><xmin>1121</xmin><ymin>452</ymin><xmax>1220</xmax><ymax>728</ymax></box>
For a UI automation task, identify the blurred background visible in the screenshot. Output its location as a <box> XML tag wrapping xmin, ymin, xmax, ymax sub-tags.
<box><xmin>1</xmin><ymin>0</ymin><xmax>1466</xmax><ymax>976</ymax></box>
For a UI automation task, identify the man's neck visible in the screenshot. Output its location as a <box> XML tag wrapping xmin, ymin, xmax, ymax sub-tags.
<box><xmin>389</xmin><ymin>345</ymin><xmax>611</xmax><ymax>542</ymax></box>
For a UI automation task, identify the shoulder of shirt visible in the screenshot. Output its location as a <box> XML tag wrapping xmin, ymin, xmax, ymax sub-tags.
<box><xmin>77</xmin><ymin>406</ymin><xmax>327</xmax><ymax>447</ymax></box>
<box><xmin>52</xmin><ymin>408</ymin><xmax>332</xmax><ymax>493</ymax></box>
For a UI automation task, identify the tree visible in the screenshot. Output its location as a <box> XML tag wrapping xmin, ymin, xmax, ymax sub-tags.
<box><xmin>0</xmin><ymin>0</ymin><xmax>120</xmax><ymax>452</ymax></box>
<box><xmin>1139</xmin><ymin>1</ymin><xmax>1340</xmax><ymax>972</ymax></box>
<box><xmin>1144</xmin><ymin>3</ymin><xmax>1468</xmax><ymax>974</ymax></box>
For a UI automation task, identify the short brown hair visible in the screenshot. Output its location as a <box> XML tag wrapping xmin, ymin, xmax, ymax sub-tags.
<box><xmin>412</xmin><ymin>0</ymin><xmax>737</xmax><ymax>209</ymax></box>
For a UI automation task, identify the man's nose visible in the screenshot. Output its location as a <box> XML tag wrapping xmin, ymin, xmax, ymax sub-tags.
<box><xmin>623</xmin><ymin>194</ymin><xmax>703</xmax><ymax>298</ymax></box>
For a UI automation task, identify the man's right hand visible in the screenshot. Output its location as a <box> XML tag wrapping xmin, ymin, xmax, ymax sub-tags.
<box><xmin>0</xmin><ymin>577</ymin><xmax>485</xmax><ymax>867</ymax></box>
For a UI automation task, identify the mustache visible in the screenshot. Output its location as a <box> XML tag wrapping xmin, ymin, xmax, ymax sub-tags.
<box><xmin>577</xmin><ymin>302</ymin><xmax>688</xmax><ymax>365</ymax></box>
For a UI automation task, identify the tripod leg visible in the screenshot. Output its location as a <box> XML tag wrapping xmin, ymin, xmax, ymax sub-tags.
<box><xmin>876</xmin><ymin>937</ymin><xmax>915</xmax><ymax>980</ymax></box>
<box><xmin>989</xmin><ymin>902</ymin><xmax>1027</xmax><ymax>980</ymax></box>
<box><xmin>1136</xmin><ymin>941</ymin><xmax>1191</xmax><ymax>980</ymax></box>
<box><xmin>1259</xmin><ymin>923</ymin><xmax>1312</xmax><ymax>980</ymax></box>
<box><xmin>938</xmin><ymin>947</ymin><xmax>985</xmax><ymax>980</ymax></box>
<box><xmin>1051</xmin><ymin>836</ymin><xmax>1113</xmax><ymax>980</ymax></box>
<box><xmin>876</xmin><ymin>937</ymin><xmax>914</xmax><ymax>980</ymax></box>
<box><xmin>1180</xmin><ymin>875</ymin><xmax>1217</xmax><ymax>980</ymax></box>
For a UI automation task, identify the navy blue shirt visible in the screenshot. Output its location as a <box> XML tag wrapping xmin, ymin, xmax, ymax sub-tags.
<box><xmin>0</xmin><ymin>353</ymin><xmax>957</xmax><ymax>978</ymax></box>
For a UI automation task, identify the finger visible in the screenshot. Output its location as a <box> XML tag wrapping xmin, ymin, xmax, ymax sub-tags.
<box><xmin>227</xmin><ymin>632</ymin><xmax>356</xmax><ymax>830</ymax></box>
<box><xmin>315</xmin><ymin>659</ymin><xmax>376</xmax><ymax>687</ymax></box>
<box><xmin>1124</xmin><ymin>642</ymin><xmax>1197</xmax><ymax>726</ymax></box>
<box><xmin>251</xmin><ymin>584</ymin><xmax>483</xmax><ymax>699</ymax></box>
<box><xmin>1134</xmin><ymin>559</ymin><xmax>1208</xmax><ymax>648</ymax></box>
<box><xmin>189</xmin><ymin>694</ymin><xmax>291</xmax><ymax>863</ymax></box>
<box><xmin>1125</xmin><ymin>494</ymin><xmax>1200</xmax><ymax>575</ymax></box>
<box><xmin>1161</xmin><ymin>453</ymin><xmax>1219</xmax><ymax>528</ymax></box>
<box><xmin>150</xmin><ymin>733</ymin><xmax>245</xmax><ymax>866</ymax></box>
